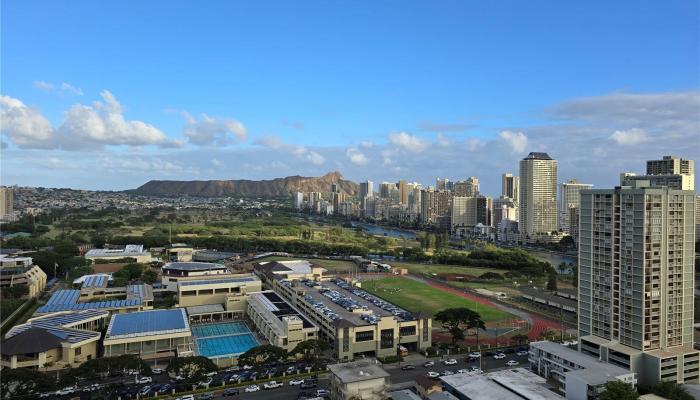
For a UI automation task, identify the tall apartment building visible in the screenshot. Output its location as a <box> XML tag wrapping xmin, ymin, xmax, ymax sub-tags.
<box><xmin>519</xmin><ymin>152</ymin><xmax>558</xmax><ymax>243</ymax></box>
<box><xmin>379</xmin><ymin>182</ymin><xmax>394</xmax><ymax>199</ymax></box>
<box><xmin>493</xmin><ymin>196</ymin><xmax>518</xmax><ymax>229</ymax></box>
<box><xmin>578</xmin><ymin>180</ymin><xmax>699</xmax><ymax>384</ymax></box>
<box><xmin>396</xmin><ymin>180</ymin><xmax>408</xmax><ymax>205</ymax></box>
<box><xmin>646</xmin><ymin>155</ymin><xmax>694</xmax><ymax>190</ymax></box>
<box><xmin>453</xmin><ymin>177</ymin><xmax>480</xmax><ymax>197</ymax></box>
<box><xmin>558</xmin><ymin>179</ymin><xmax>593</xmax><ymax>237</ymax></box>
<box><xmin>293</xmin><ymin>192</ymin><xmax>304</xmax><ymax>209</ymax></box>
<box><xmin>451</xmin><ymin>196</ymin><xmax>492</xmax><ymax>233</ymax></box>
<box><xmin>420</xmin><ymin>188</ymin><xmax>438</xmax><ymax>225</ymax></box>
<box><xmin>502</xmin><ymin>173</ymin><xmax>520</xmax><ymax>203</ymax></box>
<box><xmin>436</xmin><ymin>178</ymin><xmax>450</xmax><ymax>191</ymax></box>
<box><xmin>359</xmin><ymin>181</ymin><xmax>373</xmax><ymax>199</ymax></box>
<box><xmin>0</xmin><ymin>186</ymin><xmax>14</xmax><ymax>220</ymax></box>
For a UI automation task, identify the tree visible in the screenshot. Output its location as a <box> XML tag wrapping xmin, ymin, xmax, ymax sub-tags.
<box><xmin>650</xmin><ymin>381</ymin><xmax>693</xmax><ymax>400</ymax></box>
<box><xmin>238</xmin><ymin>345</ymin><xmax>288</xmax><ymax>367</ymax></box>
<box><xmin>1</xmin><ymin>285</ymin><xmax>29</xmax><ymax>299</ymax></box>
<box><xmin>290</xmin><ymin>339</ymin><xmax>330</xmax><ymax>368</ymax></box>
<box><xmin>546</xmin><ymin>271</ymin><xmax>558</xmax><ymax>291</ymax></box>
<box><xmin>167</xmin><ymin>356</ymin><xmax>217</xmax><ymax>385</ymax></box>
<box><xmin>60</xmin><ymin>354</ymin><xmax>151</xmax><ymax>384</ymax></box>
<box><xmin>142</xmin><ymin>269</ymin><xmax>158</xmax><ymax>284</ymax></box>
<box><xmin>599</xmin><ymin>381</ymin><xmax>639</xmax><ymax>400</ymax></box>
<box><xmin>559</xmin><ymin>235</ymin><xmax>575</xmax><ymax>249</ymax></box>
<box><xmin>1</xmin><ymin>368</ymin><xmax>56</xmax><ymax>396</ymax></box>
<box><xmin>434</xmin><ymin>308</ymin><xmax>485</xmax><ymax>345</ymax></box>
<box><xmin>479</xmin><ymin>272</ymin><xmax>504</xmax><ymax>280</ymax></box>
<box><xmin>511</xmin><ymin>333</ymin><xmax>529</xmax><ymax>345</ymax></box>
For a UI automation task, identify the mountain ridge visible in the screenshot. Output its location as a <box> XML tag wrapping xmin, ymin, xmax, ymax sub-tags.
<box><xmin>131</xmin><ymin>171</ymin><xmax>358</xmax><ymax>197</ymax></box>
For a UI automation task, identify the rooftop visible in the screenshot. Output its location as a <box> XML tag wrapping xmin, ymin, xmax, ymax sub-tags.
<box><xmin>186</xmin><ymin>304</ymin><xmax>225</xmax><ymax>315</ymax></box>
<box><xmin>249</xmin><ymin>290</ymin><xmax>316</xmax><ymax>331</ymax></box>
<box><xmin>390</xmin><ymin>389</ymin><xmax>422</xmax><ymax>400</ymax></box>
<box><xmin>36</xmin><ymin>285</ymin><xmax>151</xmax><ymax>314</ymax></box>
<box><xmin>328</xmin><ymin>358</ymin><xmax>390</xmax><ymax>384</ymax></box>
<box><xmin>85</xmin><ymin>244</ymin><xmax>148</xmax><ymax>257</ymax></box>
<box><xmin>178</xmin><ymin>275</ymin><xmax>259</xmax><ymax>287</ymax></box>
<box><xmin>256</xmin><ymin>260</ymin><xmax>326</xmax><ymax>276</ymax></box>
<box><xmin>523</xmin><ymin>152</ymin><xmax>554</xmax><ymax>161</ymax></box>
<box><xmin>5</xmin><ymin>309</ymin><xmax>108</xmax><ymax>347</ymax></box>
<box><xmin>74</xmin><ymin>274</ymin><xmax>111</xmax><ymax>289</ymax></box>
<box><xmin>440</xmin><ymin>368</ymin><xmax>562</xmax><ymax>400</ymax></box>
<box><xmin>530</xmin><ymin>341</ymin><xmax>634</xmax><ymax>382</ymax></box>
<box><xmin>106</xmin><ymin>308</ymin><xmax>190</xmax><ymax>339</ymax></box>
<box><xmin>163</xmin><ymin>261</ymin><xmax>227</xmax><ymax>271</ymax></box>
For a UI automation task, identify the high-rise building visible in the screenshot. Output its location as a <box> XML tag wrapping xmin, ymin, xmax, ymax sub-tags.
<box><xmin>359</xmin><ymin>181</ymin><xmax>374</xmax><ymax>199</ymax></box>
<box><xmin>451</xmin><ymin>196</ymin><xmax>492</xmax><ymax>234</ymax></box>
<box><xmin>436</xmin><ymin>178</ymin><xmax>450</xmax><ymax>191</ymax></box>
<box><xmin>396</xmin><ymin>180</ymin><xmax>408</xmax><ymax>205</ymax></box>
<box><xmin>558</xmin><ymin>179</ymin><xmax>593</xmax><ymax>236</ymax></box>
<box><xmin>293</xmin><ymin>192</ymin><xmax>304</xmax><ymax>209</ymax></box>
<box><xmin>578</xmin><ymin>180</ymin><xmax>699</xmax><ymax>385</ymax></box>
<box><xmin>695</xmin><ymin>195</ymin><xmax>700</xmax><ymax>239</ymax></box>
<box><xmin>643</xmin><ymin>155</ymin><xmax>695</xmax><ymax>190</ymax></box>
<box><xmin>379</xmin><ymin>182</ymin><xmax>393</xmax><ymax>199</ymax></box>
<box><xmin>0</xmin><ymin>187</ymin><xmax>13</xmax><ymax>220</ymax></box>
<box><xmin>493</xmin><ymin>196</ymin><xmax>518</xmax><ymax>229</ymax></box>
<box><xmin>420</xmin><ymin>188</ymin><xmax>438</xmax><ymax>225</ymax></box>
<box><xmin>502</xmin><ymin>173</ymin><xmax>520</xmax><ymax>203</ymax></box>
<box><xmin>519</xmin><ymin>152</ymin><xmax>558</xmax><ymax>243</ymax></box>
<box><xmin>454</xmin><ymin>177</ymin><xmax>480</xmax><ymax>197</ymax></box>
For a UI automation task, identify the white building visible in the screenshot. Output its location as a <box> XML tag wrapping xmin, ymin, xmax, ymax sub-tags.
<box><xmin>519</xmin><ymin>152</ymin><xmax>558</xmax><ymax>243</ymax></box>
<box><xmin>502</xmin><ymin>173</ymin><xmax>520</xmax><ymax>203</ymax></box>
<box><xmin>328</xmin><ymin>358</ymin><xmax>390</xmax><ymax>400</ymax></box>
<box><xmin>440</xmin><ymin>368</ymin><xmax>563</xmax><ymax>400</ymax></box>
<box><xmin>85</xmin><ymin>245</ymin><xmax>152</xmax><ymax>263</ymax></box>
<box><xmin>293</xmin><ymin>192</ymin><xmax>304</xmax><ymax>209</ymax></box>
<box><xmin>558</xmin><ymin>179</ymin><xmax>593</xmax><ymax>236</ymax></box>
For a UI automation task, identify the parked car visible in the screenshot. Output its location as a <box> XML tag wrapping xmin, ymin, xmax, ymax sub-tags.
<box><xmin>400</xmin><ymin>364</ymin><xmax>415</xmax><ymax>370</ymax></box>
<box><xmin>205</xmin><ymin>371</ymin><xmax>218</xmax><ymax>377</ymax></box>
<box><xmin>516</xmin><ymin>350</ymin><xmax>529</xmax><ymax>356</ymax></box>
<box><xmin>159</xmin><ymin>384</ymin><xmax>172</xmax><ymax>393</ymax></box>
<box><xmin>427</xmin><ymin>371</ymin><xmax>440</xmax><ymax>379</ymax></box>
<box><xmin>289</xmin><ymin>379</ymin><xmax>305</xmax><ymax>386</ymax></box>
<box><xmin>423</xmin><ymin>361</ymin><xmax>435</xmax><ymax>367</ymax></box>
<box><xmin>226</xmin><ymin>366</ymin><xmax>240</xmax><ymax>372</ymax></box>
<box><xmin>493</xmin><ymin>353</ymin><xmax>506</xmax><ymax>360</ymax></box>
<box><xmin>316</xmin><ymin>389</ymin><xmax>330</xmax><ymax>397</ymax></box>
<box><xmin>443</xmin><ymin>358</ymin><xmax>458</xmax><ymax>365</ymax></box>
<box><xmin>300</xmin><ymin>381</ymin><xmax>318</xmax><ymax>389</ymax></box>
<box><xmin>263</xmin><ymin>381</ymin><xmax>284</xmax><ymax>389</ymax></box>
<box><xmin>175</xmin><ymin>395</ymin><xmax>195</xmax><ymax>400</ymax></box>
<box><xmin>286</xmin><ymin>366</ymin><xmax>297</xmax><ymax>374</ymax></box>
<box><xmin>135</xmin><ymin>376</ymin><xmax>152</xmax><ymax>384</ymax></box>
<box><xmin>506</xmin><ymin>360</ymin><xmax>520</xmax><ymax>366</ymax></box>
<box><xmin>56</xmin><ymin>386</ymin><xmax>77</xmax><ymax>396</ymax></box>
<box><xmin>468</xmin><ymin>352</ymin><xmax>481</xmax><ymax>358</ymax></box>
<box><xmin>441</xmin><ymin>370</ymin><xmax>454</xmax><ymax>376</ymax></box>
<box><xmin>245</xmin><ymin>385</ymin><xmax>260</xmax><ymax>393</ymax></box>
<box><xmin>82</xmin><ymin>383</ymin><xmax>100</xmax><ymax>392</ymax></box>
<box><xmin>152</xmin><ymin>368</ymin><xmax>165</xmax><ymax>374</ymax></box>
<box><xmin>198</xmin><ymin>377</ymin><xmax>213</xmax><ymax>387</ymax></box>
<box><xmin>140</xmin><ymin>386</ymin><xmax>152</xmax><ymax>396</ymax></box>
<box><xmin>197</xmin><ymin>394</ymin><xmax>214</xmax><ymax>400</ymax></box>
<box><xmin>223</xmin><ymin>388</ymin><xmax>240</xmax><ymax>397</ymax></box>
<box><xmin>242</xmin><ymin>364</ymin><xmax>253</xmax><ymax>370</ymax></box>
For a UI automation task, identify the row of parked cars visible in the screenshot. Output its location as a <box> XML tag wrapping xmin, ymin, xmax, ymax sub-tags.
<box><xmin>333</xmin><ymin>278</ymin><xmax>412</xmax><ymax>321</ymax></box>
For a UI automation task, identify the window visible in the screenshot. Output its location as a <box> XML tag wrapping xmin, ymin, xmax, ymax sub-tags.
<box><xmin>380</xmin><ymin>329</ymin><xmax>394</xmax><ymax>349</ymax></box>
<box><xmin>342</xmin><ymin>327</ymin><xmax>350</xmax><ymax>352</ymax></box>
<box><xmin>75</xmin><ymin>347</ymin><xmax>82</xmax><ymax>356</ymax></box>
<box><xmin>400</xmin><ymin>326</ymin><xmax>416</xmax><ymax>337</ymax></box>
<box><xmin>355</xmin><ymin>331</ymin><xmax>374</xmax><ymax>342</ymax></box>
<box><xmin>215</xmin><ymin>288</ymin><xmax>229</xmax><ymax>294</ymax></box>
<box><xmin>182</xmin><ymin>290</ymin><xmax>196</xmax><ymax>296</ymax></box>
<box><xmin>198</xmin><ymin>289</ymin><xmax>213</xmax><ymax>295</ymax></box>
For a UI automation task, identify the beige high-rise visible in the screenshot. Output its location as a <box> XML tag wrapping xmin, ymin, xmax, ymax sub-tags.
<box><xmin>558</xmin><ymin>179</ymin><xmax>593</xmax><ymax>236</ymax></box>
<box><xmin>645</xmin><ymin>155</ymin><xmax>694</xmax><ymax>190</ymax></box>
<box><xmin>0</xmin><ymin>187</ymin><xmax>13</xmax><ymax>220</ymax></box>
<box><xmin>502</xmin><ymin>173</ymin><xmax>519</xmax><ymax>203</ymax></box>
<box><xmin>519</xmin><ymin>152</ymin><xmax>558</xmax><ymax>243</ymax></box>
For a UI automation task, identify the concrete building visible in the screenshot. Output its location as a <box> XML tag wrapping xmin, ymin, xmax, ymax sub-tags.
<box><xmin>646</xmin><ymin>155</ymin><xmax>694</xmax><ymax>190</ymax></box>
<box><xmin>264</xmin><ymin>276</ymin><xmax>432</xmax><ymax>360</ymax></box>
<box><xmin>502</xmin><ymin>173</ymin><xmax>520</xmax><ymax>203</ymax></box>
<box><xmin>421</xmin><ymin>188</ymin><xmax>438</xmax><ymax>225</ymax></box>
<box><xmin>494</xmin><ymin>196</ymin><xmax>518</xmax><ymax>229</ymax></box>
<box><xmin>451</xmin><ymin>196</ymin><xmax>492</xmax><ymax>234</ymax></box>
<box><xmin>436</xmin><ymin>178</ymin><xmax>450</xmax><ymax>191</ymax></box>
<box><xmin>0</xmin><ymin>255</ymin><xmax>47</xmax><ymax>298</ymax></box>
<box><xmin>328</xmin><ymin>358</ymin><xmax>390</xmax><ymax>400</ymax></box>
<box><xmin>166</xmin><ymin>243</ymin><xmax>194</xmax><ymax>262</ymax></box>
<box><xmin>454</xmin><ymin>177</ymin><xmax>480</xmax><ymax>197</ymax></box>
<box><xmin>175</xmin><ymin>274</ymin><xmax>262</xmax><ymax>313</ymax></box>
<box><xmin>254</xmin><ymin>260</ymin><xmax>325</xmax><ymax>281</ymax></box>
<box><xmin>161</xmin><ymin>261</ymin><xmax>229</xmax><ymax>291</ymax></box>
<box><xmin>85</xmin><ymin>244</ymin><xmax>152</xmax><ymax>263</ymax></box>
<box><xmin>578</xmin><ymin>180</ymin><xmax>699</xmax><ymax>384</ymax></box>
<box><xmin>36</xmin><ymin>283</ymin><xmax>153</xmax><ymax>315</ymax></box>
<box><xmin>528</xmin><ymin>341</ymin><xmax>637</xmax><ymax>400</ymax></box>
<box><xmin>397</xmin><ymin>180</ymin><xmax>408</xmax><ymax>205</ymax></box>
<box><xmin>360</xmin><ymin>181</ymin><xmax>374</xmax><ymax>211</ymax></box>
<box><xmin>558</xmin><ymin>179</ymin><xmax>593</xmax><ymax>237</ymax></box>
<box><xmin>247</xmin><ymin>290</ymin><xmax>319</xmax><ymax>352</ymax></box>
<box><xmin>103</xmin><ymin>308</ymin><xmax>193</xmax><ymax>366</ymax></box>
<box><xmin>1</xmin><ymin>310</ymin><xmax>108</xmax><ymax>370</ymax></box>
<box><xmin>294</xmin><ymin>192</ymin><xmax>304</xmax><ymax>209</ymax></box>
<box><xmin>0</xmin><ymin>186</ymin><xmax>13</xmax><ymax>220</ymax></box>
<box><xmin>519</xmin><ymin>152</ymin><xmax>558</xmax><ymax>243</ymax></box>
<box><xmin>440</xmin><ymin>368</ymin><xmax>563</xmax><ymax>400</ymax></box>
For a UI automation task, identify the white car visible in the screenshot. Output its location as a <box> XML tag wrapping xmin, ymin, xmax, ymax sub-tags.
<box><xmin>228</xmin><ymin>374</ymin><xmax>240</xmax><ymax>382</ymax></box>
<box><xmin>152</xmin><ymin>368</ymin><xmax>165</xmax><ymax>374</ymax></box>
<box><xmin>263</xmin><ymin>381</ymin><xmax>284</xmax><ymax>389</ymax></box>
<box><xmin>516</xmin><ymin>350</ymin><xmax>529</xmax><ymax>356</ymax></box>
<box><xmin>288</xmin><ymin>379</ymin><xmax>305</xmax><ymax>386</ymax></box>
<box><xmin>135</xmin><ymin>376</ymin><xmax>152</xmax><ymax>384</ymax></box>
<box><xmin>242</xmin><ymin>364</ymin><xmax>253</xmax><ymax>370</ymax></box>
<box><xmin>316</xmin><ymin>389</ymin><xmax>330</xmax><ymax>397</ymax></box>
<box><xmin>506</xmin><ymin>360</ymin><xmax>520</xmax><ymax>366</ymax></box>
<box><xmin>427</xmin><ymin>371</ymin><xmax>440</xmax><ymax>378</ymax></box>
<box><xmin>493</xmin><ymin>353</ymin><xmax>506</xmax><ymax>359</ymax></box>
<box><xmin>82</xmin><ymin>383</ymin><xmax>100</xmax><ymax>392</ymax></box>
<box><xmin>56</xmin><ymin>386</ymin><xmax>77</xmax><ymax>395</ymax></box>
<box><xmin>469</xmin><ymin>367</ymin><xmax>483</xmax><ymax>374</ymax></box>
<box><xmin>423</xmin><ymin>361</ymin><xmax>435</xmax><ymax>367</ymax></box>
<box><xmin>245</xmin><ymin>385</ymin><xmax>260</xmax><ymax>393</ymax></box>
<box><xmin>456</xmin><ymin>369</ymin><xmax>469</xmax><ymax>374</ymax></box>
<box><xmin>175</xmin><ymin>395</ymin><xmax>195</xmax><ymax>400</ymax></box>
<box><xmin>468</xmin><ymin>352</ymin><xmax>481</xmax><ymax>358</ymax></box>
<box><xmin>198</xmin><ymin>377</ymin><xmax>213</xmax><ymax>387</ymax></box>
<box><xmin>441</xmin><ymin>370</ymin><xmax>454</xmax><ymax>376</ymax></box>
<box><xmin>226</xmin><ymin>366</ymin><xmax>240</xmax><ymax>372</ymax></box>
<box><xmin>205</xmin><ymin>371</ymin><xmax>218</xmax><ymax>377</ymax></box>
<box><xmin>443</xmin><ymin>358</ymin><xmax>458</xmax><ymax>365</ymax></box>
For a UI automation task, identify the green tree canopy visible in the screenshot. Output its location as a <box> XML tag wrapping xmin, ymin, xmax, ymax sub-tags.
<box><xmin>599</xmin><ymin>381</ymin><xmax>639</xmax><ymax>400</ymax></box>
<box><xmin>650</xmin><ymin>381</ymin><xmax>693</xmax><ymax>400</ymax></box>
<box><xmin>0</xmin><ymin>368</ymin><xmax>57</xmax><ymax>397</ymax></box>
<box><xmin>434</xmin><ymin>307</ymin><xmax>485</xmax><ymax>345</ymax></box>
<box><xmin>290</xmin><ymin>339</ymin><xmax>330</xmax><ymax>365</ymax></box>
<box><xmin>238</xmin><ymin>345</ymin><xmax>288</xmax><ymax>367</ymax></box>
<box><xmin>166</xmin><ymin>356</ymin><xmax>217</xmax><ymax>384</ymax></box>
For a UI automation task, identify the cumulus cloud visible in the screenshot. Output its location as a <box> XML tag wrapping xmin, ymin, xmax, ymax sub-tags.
<box><xmin>418</xmin><ymin>121</ymin><xmax>474</xmax><ymax>132</ymax></box>
<box><xmin>254</xmin><ymin>134</ymin><xmax>326</xmax><ymax>165</ymax></box>
<box><xmin>0</xmin><ymin>95</ymin><xmax>54</xmax><ymax>148</ymax></box>
<box><xmin>346</xmin><ymin>148</ymin><xmax>370</xmax><ymax>165</ymax></box>
<box><xmin>388</xmin><ymin>132</ymin><xmax>428</xmax><ymax>152</ymax></box>
<box><xmin>33</xmin><ymin>80</ymin><xmax>83</xmax><ymax>96</ymax></box>
<box><xmin>182</xmin><ymin>112</ymin><xmax>247</xmax><ymax>146</ymax></box>
<box><xmin>436</xmin><ymin>133</ymin><xmax>450</xmax><ymax>147</ymax></box>
<box><xmin>609</xmin><ymin>128</ymin><xmax>650</xmax><ymax>145</ymax></box>
<box><xmin>498</xmin><ymin>130</ymin><xmax>528</xmax><ymax>153</ymax></box>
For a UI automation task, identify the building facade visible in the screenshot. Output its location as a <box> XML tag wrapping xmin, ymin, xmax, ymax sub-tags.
<box><xmin>328</xmin><ymin>358</ymin><xmax>390</xmax><ymax>400</ymax></box>
<box><xmin>519</xmin><ymin>152</ymin><xmax>558</xmax><ymax>243</ymax></box>
<box><xmin>247</xmin><ymin>290</ymin><xmax>319</xmax><ymax>352</ymax></box>
<box><xmin>502</xmin><ymin>173</ymin><xmax>520</xmax><ymax>203</ymax></box>
<box><xmin>0</xmin><ymin>255</ymin><xmax>47</xmax><ymax>298</ymax></box>
<box><xmin>646</xmin><ymin>155</ymin><xmax>694</xmax><ymax>190</ymax></box>
<box><xmin>558</xmin><ymin>179</ymin><xmax>593</xmax><ymax>237</ymax></box>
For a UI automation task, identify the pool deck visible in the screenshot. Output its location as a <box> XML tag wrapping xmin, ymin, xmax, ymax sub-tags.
<box><xmin>191</xmin><ymin>320</ymin><xmax>261</xmax><ymax>359</ymax></box>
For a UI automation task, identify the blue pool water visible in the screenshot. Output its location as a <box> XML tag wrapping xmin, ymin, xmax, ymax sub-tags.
<box><xmin>192</xmin><ymin>321</ymin><xmax>259</xmax><ymax>358</ymax></box>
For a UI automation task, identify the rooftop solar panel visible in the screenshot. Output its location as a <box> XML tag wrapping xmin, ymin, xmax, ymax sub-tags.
<box><xmin>107</xmin><ymin>308</ymin><xmax>189</xmax><ymax>338</ymax></box>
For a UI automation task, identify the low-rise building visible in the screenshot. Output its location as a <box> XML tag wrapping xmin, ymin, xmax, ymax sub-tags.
<box><xmin>0</xmin><ymin>255</ymin><xmax>47</xmax><ymax>298</ymax></box>
<box><xmin>528</xmin><ymin>341</ymin><xmax>637</xmax><ymax>400</ymax></box>
<box><xmin>35</xmin><ymin>283</ymin><xmax>153</xmax><ymax>315</ymax></box>
<box><xmin>85</xmin><ymin>244</ymin><xmax>152</xmax><ymax>263</ymax></box>
<box><xmin>328</xmin><ymin>358</ymin><xmax>390</xmax><ymax>400</ymax></box>
<box><xmin>175</xmin><ymin>274</ymin><xmax>262</xmax><ymax>313</ymax></box>
<box><xmin>254</xmin><ymin>259</ymin><xmax>326</xmax><ymax>281</ymax></box>
<box><xmin>1</xmin><ymin>310</ymin><xmax>108</xmax><ymax>370</ymax></box>
<box><xmin>440</xmin><ymin>368</ymin><xmax>563</xmax><ymax>400</ymax></box>
<box><xmin>247</xmin><ymin>290</ymin><xmax>319</xmax><ymax>352</ymax></box>
<box><xmin>103</xmin><ymin>308</ymin><xmax>193</xmax><ymax>366</ymax></box>
<box><xmin>162</xmin><ymin>262</ymin><xmax>230</xmax><ymax>291</ymax></box>
<box><xmin>166</xmin><ymin>244</ymin><xmax>194</xmax><ymax>262</ymax></box>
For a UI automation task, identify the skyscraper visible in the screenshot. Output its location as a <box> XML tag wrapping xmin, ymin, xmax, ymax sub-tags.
<box><xmin>359</xmin><ymin>181</ymin><xmax>374</xmax><ymax>199</ymax></box>
<box><xmin>420</xmin><ymin>188</ymin><xmax>438</xmax><ymax>225</ymax></box>
<box><xmin>454</xmin><ymin>177</ymin><xmax>480</xmax><ymax>197</ymax></box>
<box><xmin>436</xmin><ymin>178</ymin><xmax>449</xmax><ymax>191</ymax></box>
<box><xmin>0</xmin><ymin>187</ymin><xmax>14</xmax><ymax>220</ymax></box>
<box><xmin>519</xmin><ymin>152</ymin><xmax>558</xmax><ymax>243</ymax></box>
<box><xmin>379</xmin><ymin>182</ymin><xmax>393</xmax><ymax>199</ymax></box>
<box><xmin>558</xmin><ymin>179</ymin><xmax>593</xmax><ymax>236</ymax></box>
<box><xmin>293</xmin><ymin>192</ymin><xmax>304</xmax><ymax>209</ymax></box>
<box><xmin>493</xmin><ymin>195</ymin><xmax>518</xmax><ymax>229</ymax></box>
<box><xmin>501</xmin><ymin>173</ymin><xmax>519</xmax><ymax>203</ymax></box>
<box><xmin>397</xmin><ymin>180</ymin><xmax>408</xmax><ymax>205</ymax></box>
<box><xmin>578</xmin><ymin>180</ymin><xmax>698</xmax><ymax>384</ymax></box>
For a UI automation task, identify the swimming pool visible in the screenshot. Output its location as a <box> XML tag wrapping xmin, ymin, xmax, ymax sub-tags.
<box><xmin>192</xmin><ymin>321</ymin><xmax>259</xmax><ymax>358</ymax></box>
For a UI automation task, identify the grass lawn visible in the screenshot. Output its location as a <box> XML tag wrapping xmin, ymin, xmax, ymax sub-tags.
<box><xmin>389</xmin><ymin>262</ymin><xmax>507</xmax><ymax>277</ymax></box>
<box><xmin>361</xmin><ymin>277</ymin><xmax>512</xmax><ymax>322</ymax></box>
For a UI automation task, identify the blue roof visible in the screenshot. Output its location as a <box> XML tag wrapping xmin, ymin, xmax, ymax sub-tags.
<box><xmin>107</xmin><ymin>309</ymin><xmax>189</xmax><ymax>338</ymax></box>
<box><xmin>6</xmin><ymin>310</ymin><xmax>108</xmax><ymax>344</ymax></box>
<box><xmin>82</xmin><ymin>275</ymin><xmax>108</xmax><ymax>288</ymax></box>
<box><xmin>37</xmin><ymin>289</ymin><xmax>142</xmax><ymax>314</ymax></box>
<box><xmin>179</xmin><ymin>277</ymin><xmax>258</xmax><ymax>287</ymax></box>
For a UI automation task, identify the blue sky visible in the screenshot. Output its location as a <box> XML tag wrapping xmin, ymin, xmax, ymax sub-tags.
<box><xmin>2</xmin><ymin>0</ymin><xmax>699</xmax><ymax>194</ymax></box>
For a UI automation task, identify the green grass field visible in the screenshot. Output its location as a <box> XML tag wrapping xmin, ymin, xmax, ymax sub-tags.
<box><xmin>389</xmin><ymin>262</ymin><xmax>507</xmax><ymax>277</ymax></box>
<box><xmin>361</xmin><ymin>277</ymin><xmax>512</xmax><ymax>322</ymax></box>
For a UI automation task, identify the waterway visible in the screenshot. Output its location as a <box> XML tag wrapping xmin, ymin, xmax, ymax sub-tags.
<box><xmin>349</xmin><ymin>222</ymin><xmax>417</xmax><ymax>240</ymax></box>
<box><xmin>526</xmin><ymin>249</ymin><xmax>577</xmax><ymax>268</ymax></box>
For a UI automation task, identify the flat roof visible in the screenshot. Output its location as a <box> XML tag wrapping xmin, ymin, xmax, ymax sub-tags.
<box><xmin>441</xmin><ymin>368</ymin><xmax>562</xmax><ymax>400</ymax></box>
<box><xmin>328</xmin><ymin>359</ymin><xmax>390</xmax><ymax>384</ymax></box>
<box><xmin>186</xmin><ymin>304</ymin><xmax>225</xmax><ymax>315</ymax></box>
<box><xmin>179</xmin><ymin>276</ymin><xmax>259</xmax><ymax>287</ymax></box>
<box><xmin>76</xmin><ymin>274</ymin><xmax>110</xmax><ymax>289</ymax></box>
<box><xmin>85</xmin><ymin>245</ymin><xmax>148</xmax><ymax>257</ymax></box>
<box><xmin>249</xmin><ymin>291</ymin><xmax>315</xmax><ymax>329</ymax></box>
<box><xmin>164</xmin><ymin>262</ymin><xmax>227</xmax><ymax>271</ymax></box>
<box><xmin>530</xmin><ymin>341</ymin><xmax>633</xmax><ymax>379</ymax></box>
<box><xmin>257</xmin><ymin>260</ymin><xmax>326</xmax><ymax>276</ymax></box>
<box><xmin>106</xmin><ymin>308</ymin><xmax>190</xmax><ymax>339</ymax></box>
<box><xmin>390</xmin><ymin>389</ymin><xmax>422</xmax><ymax>400</ymax></box>
<box><xmin>36</xmin><ymin>286</ymin><xmax>150</xmax><ymax>314</ymax></box>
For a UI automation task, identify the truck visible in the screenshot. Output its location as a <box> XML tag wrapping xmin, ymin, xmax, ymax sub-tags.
<box><xmin>263</xmin><ymin>381</ymin><xmax>284</xmax><ymax>389</ymax></box>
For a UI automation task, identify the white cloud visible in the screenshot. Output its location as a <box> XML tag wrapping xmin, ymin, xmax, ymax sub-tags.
<box><xmin>609</xmin><ymin>128</ymin><xmax>650</xmax><ymax>145</ymax></box>
<box><xmin>498</xmin><ymin>130</ymin><xmax>528</xmax><ymax>153</ymax></box>
<box><xmin>33</xmin><ymin>80</ymin><xmax>83</xmax><ymax>96</ymax></box>
<box><xmin>253</xmin><ymin>135</ymin><xmax>286</xmax><ymax>149</ymax></box>
<box><xmin>211</xmin><ymin>159</ymin><xmax>222</xmax><ymax>167</ymax></box>
<box><xmin>436</xmin><ymin>133</ymin><xmax>450</xmax><ymax>147</ymax></box>
<box><xmin>254</xmin><ymin>134</ymin><xmax>325</xmax><ymax>165</ymax></box>
<box><xmin>360</xmin><ymin>140</ymin><xmax>374</xmax><ymax>149</ymax></box>
<box><xmin>182</xmin><ymin>112</ymin><xmax>247</xmax><ymax>146</ymax></box>
<box><xmin>346</xmin><ymin>148</ymin><xmax>370</xmax><ymax>165</ymax></box>
<box><xmin>305</xmin><ymin>150</ymin><xmax>326</xmax><ymax>166</ymax></box>
<box><xmin>388</xmin><ymin>131</ymin><xmax>428</xmax><ymax>152</ymax></box>
<box><xmin>0</xmin><ymin>95</ymin><xmax>54</xmax><ymax>148</ymax></box>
